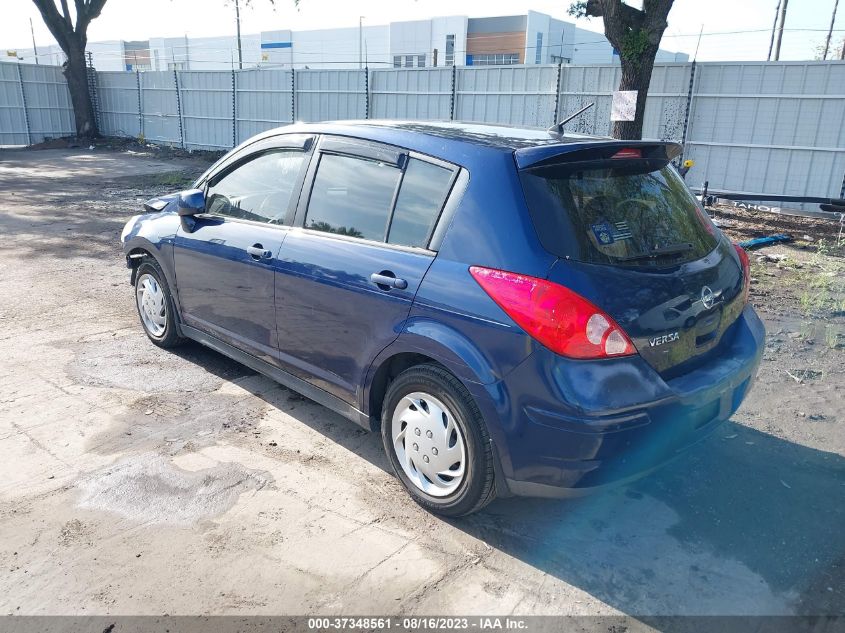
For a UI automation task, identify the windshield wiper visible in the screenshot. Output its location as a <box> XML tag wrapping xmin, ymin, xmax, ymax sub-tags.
<box><xmin>616</xmin><ymin>242</ymin><xmax>694</xmax><ymax>262</ymax></box>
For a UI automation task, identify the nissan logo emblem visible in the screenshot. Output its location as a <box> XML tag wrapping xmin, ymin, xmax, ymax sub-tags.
<box><xmin>701</xmin><ymin>286</ymin><xmax>715</xmax><ymax>309</ymax></box>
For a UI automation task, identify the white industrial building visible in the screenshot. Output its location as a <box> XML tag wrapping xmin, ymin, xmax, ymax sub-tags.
<box><xmin>9</xmin><ymin>10</ymin><xmax>687</xmax><ymax>71</ymax></box>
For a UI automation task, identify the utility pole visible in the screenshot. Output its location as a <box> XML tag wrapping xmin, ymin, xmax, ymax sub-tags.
<box><xmin>822</xmin><ymin>0</ymin><xmax>840</xmax><ymax>60</ymax></box>
<box><xmin>841</xmin><ymin>37</ymin><xmax>845</xmax><ymax>59</ymax></box>
<box><xmin>767</xmin><ymin>0</ymin><xmax>781</xmax><ymax>61</ymax></box>
<box><xmin>30</xmin><ymin>17</ymin><xmax>39</xmax><ymax>64</ymax></box>
<box><xmin>358</xmin><ymin>16</ymin><xmax>364</xmax><ymax>69</ymax></box>
<box><xmin>773</xmin><ymin>0</ymin><xmax>789</xmax><ymax>61</ymax></box>
<box><xmin>235</xmin><ymin>0</ymin><xmax>243</xmax><ymax>70</ymax></box>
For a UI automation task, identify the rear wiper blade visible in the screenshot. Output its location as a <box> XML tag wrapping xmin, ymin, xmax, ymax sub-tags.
<box><xmin>617</xmin><ymin>242</ymin><xmax>694</xmax><ymax>262</ymax></box>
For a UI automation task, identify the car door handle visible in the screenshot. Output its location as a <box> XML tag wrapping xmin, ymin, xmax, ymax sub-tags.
<box><xmin>370</xmin><ymin>272</ymin><xmax>408</xmax><ymax>290</ymax></box>
<box><xmin>246</xmin><ymin>244</ymin><xmax>273</xmax><ymax>260</ymax></box>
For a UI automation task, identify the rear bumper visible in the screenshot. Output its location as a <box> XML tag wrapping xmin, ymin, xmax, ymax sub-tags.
<box><xmin>471</xmin><ymin>305</ymin><xmax>765</xmax><ymax>498</ymax></box>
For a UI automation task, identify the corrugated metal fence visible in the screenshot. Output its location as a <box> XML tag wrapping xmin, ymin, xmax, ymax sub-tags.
<box><xmin>1</xmin><ymin>60</ymin><xmax>843</xmax><ymax>202</ymax></box>
<box><xmin>0</xmin><ymin>62</ymin><xmax>73</xmax><ymax>145</ymax></box>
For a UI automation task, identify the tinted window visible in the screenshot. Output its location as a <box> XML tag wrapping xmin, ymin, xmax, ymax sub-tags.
<box><xmin>387</xmin><ymin>158</ymin><xmax>453</xmax><ymax>248</ymax></box>
<box><xmin>520</xmin><ymin>164</ymin><xmax>718</xmax><ymax>267</ymax></box>
<box><xmin>206</xmin><ymin>150</ymin><xmax>306</xmax><ymax>223</ymax></box>
<box><xmin>306</xmin><ymin>153</ymin><xmax>401</xmax><ymax>241</ymax></box>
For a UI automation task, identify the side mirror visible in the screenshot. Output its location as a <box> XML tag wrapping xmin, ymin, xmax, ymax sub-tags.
<box><xmin>177</xmin><ymin>189</ymin><xmax>205</xmax><ymax>217</ymax></box>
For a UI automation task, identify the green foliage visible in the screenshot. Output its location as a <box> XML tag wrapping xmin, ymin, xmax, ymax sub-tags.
<box><xmin>567</xmin><ymin>1</ymin><xmax>589</xmax><ymax>18</ymax></box>
<box><xmin>309</xmin><ymin>221</ymin><xmax>364</xmax><ymax>238</ymax></box>
<box><xmin>621</xmin><ymin>28</ymin><xmax>650</xmax><ymax>65</ymax></box>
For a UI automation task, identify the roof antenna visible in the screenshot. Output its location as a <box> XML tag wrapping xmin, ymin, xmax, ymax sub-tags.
<box><xmin>549</xmin><ymin>102</ymin><xmax>595</xmax><ymax>134</ymax></box>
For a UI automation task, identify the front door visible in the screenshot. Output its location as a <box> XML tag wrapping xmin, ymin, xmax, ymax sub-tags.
<box><xmin>174</xmin><ymin>145</ymin><xmax>310</xmax><ymax>363</ymax></box>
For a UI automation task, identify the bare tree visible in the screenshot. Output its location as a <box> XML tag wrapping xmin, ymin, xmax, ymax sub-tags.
<box><xmin>30</xmin><ymin>0</ymin><xmax>107</xmax><ymax>139</ymax></box>
<box><xmin>569</xmin><ymin>0</ymin><xmax>675</xmax><ymax>140</ymax></box>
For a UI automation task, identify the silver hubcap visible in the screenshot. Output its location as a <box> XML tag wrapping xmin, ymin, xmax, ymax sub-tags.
<box><xmin>136</xmin><ymin>273</ymin><xmax>166</xmax><ymax>337</ymax></box>
<box><xmin>392</xmin><ymin>392</ymin><xmax>467</xmax><ymax>497</ymax></box>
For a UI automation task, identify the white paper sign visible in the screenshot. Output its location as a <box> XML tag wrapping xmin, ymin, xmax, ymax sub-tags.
<box><xmin>611</xmin><ymin>90</ymin><xmax>638</xmax><ymax>121</ymax></box>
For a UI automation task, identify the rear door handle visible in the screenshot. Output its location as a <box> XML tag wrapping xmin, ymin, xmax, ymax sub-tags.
<box><xmin>247</xmin><ymin>244</ymin><xmax>273</xmax><ymax>260</ymax></box>
<box><xmin>370</xmin><ymin>272</ymin><xmax>408</xmax><ymax>290</ymax></box>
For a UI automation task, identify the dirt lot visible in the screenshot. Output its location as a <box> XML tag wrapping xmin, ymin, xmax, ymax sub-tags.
<box><xmin>0</xmin><ymin>148</ymin><xmax>842</xmax><ymax>618</ymax></box>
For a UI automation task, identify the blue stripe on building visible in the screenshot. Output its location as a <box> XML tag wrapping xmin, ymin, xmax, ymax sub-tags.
<box><xmin>261</xmin><ymin>42</ymin><xmax>292</xmax><ymax>49</ymax></box>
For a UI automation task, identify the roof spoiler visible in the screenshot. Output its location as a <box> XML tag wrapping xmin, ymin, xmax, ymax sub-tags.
<box><xmin>515</xmin><ymin>141</ymin><xmax>683</xmax><ymax>170</ymax></box>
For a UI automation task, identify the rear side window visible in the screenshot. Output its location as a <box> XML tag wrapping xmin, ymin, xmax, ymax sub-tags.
<box><xmin>206</xmin><ymin>150</ymin><xmax>306</xmax><ymax>224</ymax></box>
<box><xmin>387</xmin><ymin>159</ymin><xmax>453</xmax><ymax>248</ymax></box>
<box><xmin>306</xmin><ymin>151</ymin><xmax>455</xmax><ymax>248</ymax></box>
<box><xmin>520</xmin><ymin>163</ymin><xmax>718</xmax><ymax>267</ymax></box>
<box><xmin>306</xmin><ymin>154</ymin><xmax>401</xmax><ymax>240</ymax></box>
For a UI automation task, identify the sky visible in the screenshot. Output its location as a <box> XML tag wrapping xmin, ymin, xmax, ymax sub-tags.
<box><xmin>3</xmin><ymin>0</ymin><xmax>844</xmax><ymax>62</ymax></box>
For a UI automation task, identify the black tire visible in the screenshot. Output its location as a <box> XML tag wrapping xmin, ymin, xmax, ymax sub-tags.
<box><xmin>133</xmin><ymin>258</ymin><xmax>184</xmax><ymax>349</ymax></box>
<box><xmin>381</xmin><ymin>364</ymin><xmax>496</xmax><ymax>517</ymax></box>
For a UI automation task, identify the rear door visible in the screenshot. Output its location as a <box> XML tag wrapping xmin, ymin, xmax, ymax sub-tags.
<box><xmin>274</xmin><ymin>136</ymin><xmax>458</xmax><ymax>404</ymax></box>
<box><xmin>173</xmin><ymin>135</ymin><xmax>312</xmax><ymax>362</ymax></box>
<box><xmin>519</xmin><ymin>144</ymin><xmax>745</xmax><ymax>375</ymax></box>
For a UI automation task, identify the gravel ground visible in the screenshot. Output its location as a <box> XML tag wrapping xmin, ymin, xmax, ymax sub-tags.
<box><xmin>0</xmin><ymin>147</ymin><xmax>842</xmax><ymax>617</ymax></box>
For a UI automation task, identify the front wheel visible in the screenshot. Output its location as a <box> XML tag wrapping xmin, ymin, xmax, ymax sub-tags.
<box><xmin>381</xmin><ymin>364</ymin><xmax>496</xmax><ymax>517</ymax></box>
<box><xmin>134</xmin><ymin>259</ymin><xmax>184</xmax><ymax>348</ymax></box>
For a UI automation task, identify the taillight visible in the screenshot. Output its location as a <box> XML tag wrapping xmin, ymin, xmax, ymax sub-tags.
<box><xmin>469</xmin><ymin>266</ymin><xmax>636</xmax><ymax>360</ymax></box>
<box><xmin>612</xmin><ymin>148</ymin><xmax>642</xmax><ymax>159</ymax></box>
<box><xmin>734</xmin><ymin>244</ymin><xmax>750</xmax><ymax>304</ymax></box>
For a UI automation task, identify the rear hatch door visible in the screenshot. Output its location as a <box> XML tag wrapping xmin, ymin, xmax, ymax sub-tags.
<box><xmin>518</xmin><ymin>142</ymin><xmax>745</xmax><ymax>375</ymax></box>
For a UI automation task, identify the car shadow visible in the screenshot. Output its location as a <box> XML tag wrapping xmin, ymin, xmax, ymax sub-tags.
<box><xmin>175</xmin><ymin>346</ymin><xmax>844</xmax><ymax>617</ymax></box>
<box><xmin>459</xmin><ymin>422</ymin><xmax>845</xmax><ymax>616</ymax></box>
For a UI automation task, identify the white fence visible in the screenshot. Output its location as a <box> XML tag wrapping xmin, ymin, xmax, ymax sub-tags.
<box><xmin>0</xmin><ymin>63</ymin><xmax>73</xmax><ymax>145</ymax></box>
<box><xmin>1</xmin><ymin>60</ymin><xmax>844</xmax><ymax>203</ymax></box>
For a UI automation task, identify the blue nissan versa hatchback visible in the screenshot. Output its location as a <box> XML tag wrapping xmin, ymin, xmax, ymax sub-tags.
<box><xmin>121</xmin><ymin>121</ymin><xmax>764</xmax><ymax>516</ymax></box>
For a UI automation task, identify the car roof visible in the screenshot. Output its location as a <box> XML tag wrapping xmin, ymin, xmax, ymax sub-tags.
<box><xmin>323</xmin><ymin>120</ymin><xmax>610</xmax><ymax>149</ymax></box>
<box><xmin>244</xmin><ymin>120</ymin><xmax>677</xmax><ymax>169</ymax></box>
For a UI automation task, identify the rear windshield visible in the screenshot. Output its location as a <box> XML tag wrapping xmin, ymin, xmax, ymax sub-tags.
<box><xmin>520</xmin><ymin>162</ymin><xmax>718</xmax><ymax>267</ymax></box>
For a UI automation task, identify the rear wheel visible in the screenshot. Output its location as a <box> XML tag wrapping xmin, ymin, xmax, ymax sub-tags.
<box><xmin>382</xmin><ymin>364</ymin><xmax>495</xmax><ymax>516</ymax></box>
<box><xmin>134</xmin><ymin>259</ymin><xmax>183</xmax><ymax>349</ymax></box>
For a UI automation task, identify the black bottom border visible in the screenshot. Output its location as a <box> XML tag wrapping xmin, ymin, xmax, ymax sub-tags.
<box><xmin>0</xmin><ymin>616</ymin><xmax>842</xmax><ymax>633</ymax></box>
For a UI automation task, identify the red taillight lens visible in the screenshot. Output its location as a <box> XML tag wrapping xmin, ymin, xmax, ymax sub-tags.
<box><xmin>469</xmin><ymin>266</ymin><xmax>636</xmax><ymax>360</ymax></box>
<box><xmin>734</xmin><ymin>244</ymin><xmax>750</xmax><ymax>304</ymax></box>
<box><xmin>612</xmin><ymin>148</ymin><xmax>642</xmax><ymax>159</ymax></box>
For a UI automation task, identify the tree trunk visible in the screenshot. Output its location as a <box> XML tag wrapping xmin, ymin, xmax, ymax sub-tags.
<box><xmin>63</xmin><ymin>43</ymin><xmax>98</xmax><ymax>139</ymax></box>
<box><xmin>611</xmin><ymin>46</ymin><xmax>658</xmax><ymax>140</ymax></box>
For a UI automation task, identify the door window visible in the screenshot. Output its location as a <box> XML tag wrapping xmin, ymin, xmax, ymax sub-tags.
<box><xmin>306</xmin><ymin>153</ymin><xmax>402</xmax><ymax>241</ymax></box>
<box><xmin>387</xmin><ymin>158</ymin><xmax>453</xmax><ymax>248</ymax></box>
<box><xmin>206</xmin><ymin>150</ymin><xmax>306</xmax><ymax>224</ymax></box>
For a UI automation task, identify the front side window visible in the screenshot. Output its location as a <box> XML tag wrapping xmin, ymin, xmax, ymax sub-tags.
<box><xmin>445</xmin><ymin>34</ymin><xmax>455</xmax><ymax>66</ymax></box>
<box><xmin>393</xmin><ymin>55</ymin><xmax>401</xmax><ymax>68</ymax></box>
<box><xmin>306</xmin><ymin>154</ymin><xmax>401</xmax><ymax>241</ymax></box>
<box><xmin>205</xmin><ymin>150</ymin><xmax>306</xmax><ymax>223</ymax></box>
